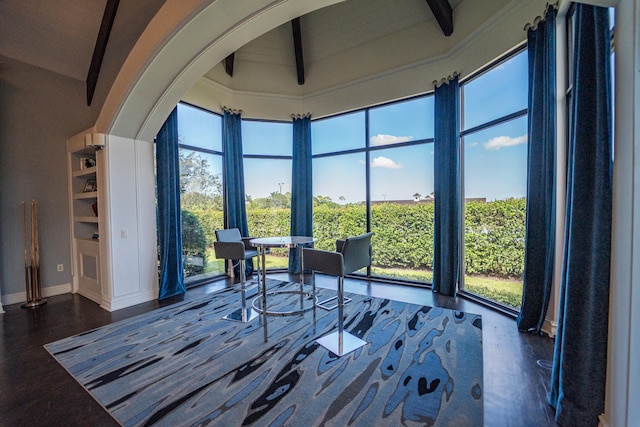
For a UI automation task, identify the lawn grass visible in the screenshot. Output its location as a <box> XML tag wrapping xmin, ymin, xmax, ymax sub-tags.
<box><xmin>463</xmin><ymin>277</ymin><xmax>522</xmax><ymax>309</ymax></box>
<box><xmin>265</xmin><ymin>255</ymin><xmax>523</xmax><ymax>310</ymax></box>
<box><xmin>205</xmin><ymin>251</ymin><xmax>522</xmax><ymax>310</ymax></box>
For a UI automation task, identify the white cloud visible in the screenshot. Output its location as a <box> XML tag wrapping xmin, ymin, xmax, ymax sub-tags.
<box><xmin>484</xmin><ymin>134</ymin><xmax>527</xmax><ymax>150</ymax></box>
<box><xmin>371</xmin><ymin>156</ymin><xmax>403</xmax><ymax>169</ymax></box>
<box><xmin>370</xmin><ymin>134</ymin><xmax>413</xmax><ymax>146</ymax></box>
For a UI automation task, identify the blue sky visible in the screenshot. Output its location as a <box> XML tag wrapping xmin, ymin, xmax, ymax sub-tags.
<box><xmin>310</xmin><ymin>50</ymin><xmax>529</xmax><ymax>203</ymax></box>
<box><xmin>178</xmin><ymin>49</ymin><xmax>529</xmax><ymax>204</ymax></box>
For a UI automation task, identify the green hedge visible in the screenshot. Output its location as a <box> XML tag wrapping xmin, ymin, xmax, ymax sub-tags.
<box><xmin>185</xmin><ymin>208</ymin><xmax>224</xmax><ymax>248</ymax></box>
<box><xmin>187</xmin><ymin>197</ymin><xmax>525</xmax><ymax>279</ymax></box>
<box><xmin>313</xmin><ymin>204</ymin><xmax>367</xmax><ymax>250</ymax></box>
<box><xmin>463</xmin><ymin>198</ymin><xmax>526</xmax><ymax>277</ymax></box>
<box><xmin>371</xmin><ymin>203</ymin><xmax>435</xmax><ymax>270</ymax></box>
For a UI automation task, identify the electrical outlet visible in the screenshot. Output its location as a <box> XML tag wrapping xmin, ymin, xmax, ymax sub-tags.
<box><xmin>57</xmin><ymin>264</ymin><xmax>64</xmax><ymax>272</ymax></box>
<box><xmin>121</xmin><ymin>230</ymin><xmax>127</xmax><ymax>238</ymax></box>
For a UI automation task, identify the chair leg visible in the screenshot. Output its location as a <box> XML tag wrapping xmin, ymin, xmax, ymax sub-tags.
<box><xmin>316</xmin><ymin>270</ymin><xmax>351</xmax><ymax>310</ymax></box>
<box><xmin>255</xmin><ymin>254</ymin><xmax>261</xmax><ymax>289</ymax></box>
<box><xmin>224</xmin><ymin>259</ymin><xmax>258</xmax><ymax>323</ymax></box>
<box><xmin>316</xmin><ymin>276</ymin><xmax>366</xmax><ymax>356</ymax></box>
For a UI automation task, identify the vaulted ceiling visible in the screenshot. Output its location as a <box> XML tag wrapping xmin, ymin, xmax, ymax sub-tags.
<box><xmin>0</xmin><ymin>0</ymin><xmax>470</xmax><ymax>100</ymax></box>
<box><xmin>206</xmin><ymin>0</ymin><xmax>467</xmax><ymax>95</ymax></box>
<box><xmin>219</xmin><ymin>0</ymin><xmax>460</xmax><ymax>85</ymax></box>
<box><xmin>0</xmin><ymin>0</ymin><xmax>521</xmax><ymax>111</ymax></box>
<box><xmin>0</xmin><ymin>0</ymin><xmax>165</xmax><ymax>104</ymax></box>
<box><xmin>0</xmin><ymin>0</ymin><xmax>108</xmax><ymax>81</ymax></box>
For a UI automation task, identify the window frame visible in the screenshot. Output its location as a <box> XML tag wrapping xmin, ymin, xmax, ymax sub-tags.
<box><xmin>176</xmin><ymin>102</ymin><xmax>226</xmax><ymax>287</ymax></box>
<box><xmin>458</xmin><ymin>44</ymin><xmax>529</xmax><ymax>313</ymax></box>
<box><xmin>311</xmin><ymin>93</ymin><xmax>436</xmax><ymax>283</ymax></box>
<box><xmin>174</xmin><ymin>44</ymin><xmax>533</xmax><ymax>304</ymax></box>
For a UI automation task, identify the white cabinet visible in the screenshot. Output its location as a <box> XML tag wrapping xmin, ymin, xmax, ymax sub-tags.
<box><xmin>67</xmin><ymin>130</ymin><xmax>158</xmax><ymax>311</ymax></box>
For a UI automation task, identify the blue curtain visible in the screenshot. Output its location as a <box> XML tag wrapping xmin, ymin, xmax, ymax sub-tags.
<box><xmin>549</xmin><ymin>5</ymin><xmax>612</xmax><ymax>426</ymax></box>
<box><xmin>432</xmin><ymin>76</ymin><xmax>460</xmax><ymax>297</ymax></box>
<box><xmin>222</xmin><ymin>109</ymin><xmax>253</xmax><ymax>275</ymax></box>
<box><xmin>156</xmin><ymin>107</ymin><xmax>185</xmax><ymax>299</ymax></box>
<box><xmin>517</xmin><ymin>7</ymin><xmax>557</xmax><ymax>333</ymax></box>
<box><xmin>289</xmin><ymin>115</ymin><xmax>313</xmax><ymax>273</ymax></box>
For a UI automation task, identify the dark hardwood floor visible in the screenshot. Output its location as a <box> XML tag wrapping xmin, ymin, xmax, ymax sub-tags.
<box><xmin>0</xmin><ymin>273</ymin><xmax>558</xmax><ymax>426</ymax></box>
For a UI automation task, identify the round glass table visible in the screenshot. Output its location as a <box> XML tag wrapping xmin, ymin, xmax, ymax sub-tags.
<box><xmin>250</xmin><ymin>236</ymin><xmax>317</xmax><ymax>340</ymax></box>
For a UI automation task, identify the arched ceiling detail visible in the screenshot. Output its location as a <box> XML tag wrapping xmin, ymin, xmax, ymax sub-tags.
<box><xmin>96</xmin><ymin>0</ymin><xmax>552</xmax><ymax>141</ymax></box>
<box><xmin>96</xmin><ymin>0</ymin><xmax>345</xmax><ymax>141</ymax></box>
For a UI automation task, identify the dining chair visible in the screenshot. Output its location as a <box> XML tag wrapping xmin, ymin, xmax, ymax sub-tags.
<box><xmin>213</xmin><ymin>228</ymin><xmax>260</xmax><ymax>322</ymax></box>
<box><xmin>302</xmin><ymin>232</ymin><xmax>373</xmax><ymax>356</ymax></box>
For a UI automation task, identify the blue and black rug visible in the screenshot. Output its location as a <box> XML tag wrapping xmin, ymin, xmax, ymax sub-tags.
<box><xmin>45</xmin><ymin>279</ymin><xmax>483</xmax><ymax>426</ymax></box>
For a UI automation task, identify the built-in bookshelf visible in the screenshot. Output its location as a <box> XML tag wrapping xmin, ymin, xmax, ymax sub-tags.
<box><xmin>67</xmin><ymin>131</ymin><xmax>104</xmax><ymax>305</ymax></box>
<box><xmin>66</xmin><ymin>130</ymin><xmax>157</xmax><ymax>312</ymax></box>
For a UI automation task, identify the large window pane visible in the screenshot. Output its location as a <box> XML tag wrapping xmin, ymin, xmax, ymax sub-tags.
<box><xmin>462</xmin><ymin>117</ymin><xmax>527</xmax><ymax>310</ymax></box>
<box><xmin>179</xmin><ymin>148</ymin><xmax>224</xmax><ymax>283</ymax></box>
<box><xmin>312</xmin><ymin>111</ymin><xmax>365</xmax><ymax>155</ymax></box>
<box><xmin>177</xmin><ymin>103</ymin><xmax>222</xmax><ymax>151</ymax></box>
<box><xmin>463</xmin><ymin>118</ymin><xmax>528</xmax><ymax>200</ymax></box>
<box><xmin>369</xmin><ymin>96</ymin><xmax>434</xmax><ymax>145</ymax></box>
<box><xmin>370</xmin><ymin>144</ymin><xmax>434</xmax><ymax>282</ymax></box>
<box><xmin>243</xmin><ymin>158</ymin><xmax>292</xmax><ymax>207</ymax></box>
<box><xmin>242</xmin><ymin>120</ymin><xmax>292</xmax><ymax>156</ymax></box>
<box><xmin>313</xmin><ymin>153</ymin><xmax>366</xmax><ymax>206</ymax></box>
<box><xmin>312</xmin><ymin>94</ymin><xmax>435</xmax><ymax>282</ymax></box>
<box><xmin>244</xmin><ymin>158</ymin><xmax>292</xmax><ymax>268</ymax></box>
<box><xmin>312</xmin><ymin>153</ymin><xmax>366</xmax><ymax>251</ymax></box>
<box><xmin>462</xmin><ymin>50</ymin><xmax>528</xmax><ymax>130</ymax></box>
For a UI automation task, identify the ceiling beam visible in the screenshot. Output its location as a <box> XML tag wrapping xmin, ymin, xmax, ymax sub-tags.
<box><xmin>86</xmin><ymin>0</ymin><xmax>120</xmax><ymax>106</ymax></box>
<box><xmin>425</xmin><ymin>0</ymin><xmax>453</xmax><ymax>36</ymax></box>
<box><xmin>291</xmin><ymin>17</ymin><xmax>305</xmax><ymax>85</ymax></box>
<box><xmin>224</xmin><ymin>53</ymin><xmax>235</xmax><ymax>77</ymax></box>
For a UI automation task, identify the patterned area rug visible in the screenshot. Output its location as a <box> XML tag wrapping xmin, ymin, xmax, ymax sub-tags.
<box><xmin>45</xmin><ymin>279</ymin><xmax>483</xmax><ymax>426</ymax></box>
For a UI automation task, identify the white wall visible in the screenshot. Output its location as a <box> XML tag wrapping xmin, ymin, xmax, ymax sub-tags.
<box><xmin>605</xmin><ymin>1</ymin><xmax>639</xmax><ymax>426</ymax></box>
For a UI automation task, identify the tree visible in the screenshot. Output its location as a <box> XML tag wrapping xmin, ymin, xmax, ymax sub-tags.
<box><xmin>179</xmin><ymin>150</ymin><xmax>222</xmax><ymax>210</ymax></box>
<box><xmin>182</xmin><ymin>210</ymin><xmax>207</xmax><ymax>277</ymax></box>
<box><xmin>313</xmin><ymin>195</ymin><xmax>339</xmax><ymax>208</ymax></box>
<box><xmin>246</xmin><ymin>191</ymin><xmax>292</xmax><ymax>209</ymax></box>
<box><xmin>270</xmin><ymin>191</ymin><xmax>291</xmax><ymax>209</ymax></box>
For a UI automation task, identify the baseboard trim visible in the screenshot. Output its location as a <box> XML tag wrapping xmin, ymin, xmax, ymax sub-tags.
<box><xmin>598</xmin><ymin>413</ymin><xmax>611</xmax><ymax>427</ymax></box>
<box><xmin>102</xmin><ymin>290</ymin><xmax>157</xmax><ymax>312</ymax></box>
<box><xmin>542</xmin><ymin>318</ymin><xmax>557</xmax><ymax>338</ymax></box>
<box><xmin>0</xmin><ymin>283</ymin><xmax>72</xmax><ymax>306</ymax></box>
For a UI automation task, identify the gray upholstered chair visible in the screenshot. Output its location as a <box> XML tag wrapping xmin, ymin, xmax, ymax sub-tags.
<box><xmin>214</xmin><ymin>228</ymin><xmax>260</xmax><ymax>322</ymax></box>
<box><xmin>303</xmin><ymin>232</ymin><xmax>373</xmax><ymax>356</ymax></box>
